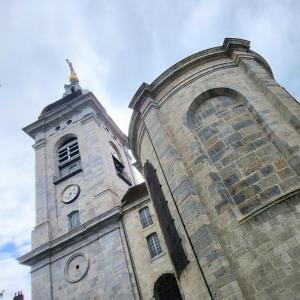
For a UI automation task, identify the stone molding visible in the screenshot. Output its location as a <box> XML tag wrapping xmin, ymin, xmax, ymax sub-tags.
<box><xmin>128</xmin><ymin>38</ymin><xmax>275</xmax><ymax>163</ymax></box>
<box><xmin>79</xmin><ymin>111</ymin><xmax>101</xmax><ymax>126</ymax></box>
<box><xmin>121</xmin><ymin>195</ymin><xmax>150</xmax><ymax>213</ymax></box>
<box><xmin>94</xmin><ymin>188</ymin><xmax>119</xmax><ymax>199</ymax></box>
<box><xmin>33</xmin><ymin>138</ymin><xmax>47</xmax><ymax>150</ymax></box>
<box><xmin>236</xmin><ymin>188</ymin><xmax>300</xmax><ymax>225</ymax></box>
<box><xmin>129</xmin><ymin>38</ymin><xmax>272</xmax><ymax>112</ymax></box>
<box><xmin>18</xmin><ymin>206</ymin><xmax>122</xmax><ymax>266</ymax></box>
<box><xmin>223</xmin><ymin>38</ymin><xmax>250</xmax><ymax>52</ymax></box>
<box><xmin>64</xmin><ymin>252</ymin><xmax>90</xmax><ymax>283</ymax></box>
<box><xmin>23</xmin><ymin>92</ymin><xmax>128</xmax><ymax>147</ymax></box>
<box><xmin>129</xmin><ymin>64</ymin><xmax>239</xmax><ymax>161</ymax></box>
<box><xmin>33</xmin><ymin>220</ymin><xmax>49</xmax><ymax>230</ymax></box>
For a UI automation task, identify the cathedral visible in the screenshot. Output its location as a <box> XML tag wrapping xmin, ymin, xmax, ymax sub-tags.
<box><xmin>19</xmin><ymin>38</ymin><xmax>300</xmax><ymax>300</ymax></box>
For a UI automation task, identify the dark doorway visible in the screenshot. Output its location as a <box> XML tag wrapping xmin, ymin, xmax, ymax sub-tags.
<box><xmin>154</xmin><ymin>273</ymin><xmax>182</xmax><ymax>300</ymax></box>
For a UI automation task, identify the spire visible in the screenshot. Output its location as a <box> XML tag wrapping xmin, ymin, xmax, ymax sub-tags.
<box><xmin>63</xmin><ymin>59</ymin><xmax>85</xmax><ymax>97</ymax></box>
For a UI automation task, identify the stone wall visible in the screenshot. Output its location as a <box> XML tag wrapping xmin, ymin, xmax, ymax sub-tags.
<box><xmin>29</xmin><ymin>96</ymin><xmax>135</xmax><ymax>247</ymax></box>
<box><xmin>129</xmin><ymin>38</ymin><xmax>300</xmax><ymax>299</ymax></box>
<box><xmin>122</xmin><ymin>197</ymin><xmax>177</xmax><ymax>300</ymax></box>
<box><xmin>31</xmin><ymin>224</ymin><xmax>136</xmax><ymax>300</ymax></box>
<box><xmin>122</xmin><ymin>182</ymin><xmax>214</xmax><ymax>300</ymax></box>
<box><xmin>21</xmin><ymin>93</ymin><xmax>138</xmax><ymax>299</ymax></box>
<box><xmin>188</xmin><ymin>90</ymin><xmax>299</xmax><ymax>218</ymax></box>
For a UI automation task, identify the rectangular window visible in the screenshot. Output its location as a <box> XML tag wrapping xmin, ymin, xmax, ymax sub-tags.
<box><xmin>146</xmin><ymin>233</ymin><xmax>162</xmax><ymax>258</ymax></box>
<box><xmin>68</xmin><ymin>211</ymin><xmax>80</xmax><ymax>229</ymax></box>
<box><xmin>139</xmin><ymin>207</ymin><xmax>153</xmax><ymax>228</ymax></box>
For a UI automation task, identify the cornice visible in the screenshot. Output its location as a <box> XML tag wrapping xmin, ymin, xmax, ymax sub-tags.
<box><xmin>23</xmin><ymin>92</ymin><xmax>129</xmax><ymax>147</ymax></box>
<box><xmin>23</xmin><ymin>93</ymin><xmax>94</xmax><ymax>138</ymax></box>
<box><xmin>79</xmin><ymin>111</ymin><xmax>101</xmax><ymax>126</ymax></box>
<box><xmin>18</xmin><ymin>206</ymin><xmax>122</xmax><ymax>266</ymax></box>
<box><xmin>129</xmin><ymin>39</ymin><xmax>272</xmax><ymax>112</ymax></box>
<box><xmin>33</xmin><ymin>138</ymin><xmax>47</xmax><ymax>150</ymax></box>
<box><xmin>128</xmin><ymin>111</ymin><xmax>146</xmax><ymax>162</ymax></box>
<box><xmin>158</xmin><ymin>62</ymin><xmax>236</xmax><ymax>109</ymax></box>
<box><xmin>122</xmin><ymin>195</ymin><xmax>150</xmax><ymax>213</ymax></box>
<box><xmin>223</xmin><ymin>37</ymin><xmax>250</xmax><ymax>54</ymax></box>
<box><xmin>128</xmin><ymin>38</ymin><xmax>274</xmax><ymax>164</ymax></box>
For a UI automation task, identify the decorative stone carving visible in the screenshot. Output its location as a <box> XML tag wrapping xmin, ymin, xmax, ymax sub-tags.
<box><xmin>64</xmin><ymin>253</ymin><xmax>90</xmax><ymax>283</ymax></box>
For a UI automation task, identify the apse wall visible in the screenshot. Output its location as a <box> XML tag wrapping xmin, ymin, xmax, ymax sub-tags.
<box><xmin>129</xmin><ymin>39</ymin><xmax>300</xmax><ymax>299</ymax></box>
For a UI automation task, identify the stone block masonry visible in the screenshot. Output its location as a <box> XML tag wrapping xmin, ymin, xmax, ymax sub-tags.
<box><xmin>129</xmin><ymin>38</ymin><xmax>300</xmax><ymax>299</ymax></box>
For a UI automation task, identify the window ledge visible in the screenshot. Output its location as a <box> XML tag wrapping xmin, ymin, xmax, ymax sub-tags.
<box><xmin>142</xmin><ymin>223</ymin><xmax>155</xmax><ymax>232</ymax></box>
<box><xmin>58</xmin><ymin>154</ymin><xmax>80</xmax><ymax>168</ymax></box>
<box><xmin>53</xmin><ymin>165</ymin><xmax>82</xmax><ymax>184</ymax></box>
<box><xmin>68</xmin><ymin>224</ymin><xmax>82</xmax><ymax>232</ymax></box>
<box><xmin>151</xmin><ymin>252</ymin><xmax>165</xmax><ymax>262</ymax></box>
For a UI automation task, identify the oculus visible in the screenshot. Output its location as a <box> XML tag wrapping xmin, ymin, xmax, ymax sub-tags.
<box><xmin>64</xmin><ymin>253</ymin><xmax>89</xmax><ymax>283</ymax></box>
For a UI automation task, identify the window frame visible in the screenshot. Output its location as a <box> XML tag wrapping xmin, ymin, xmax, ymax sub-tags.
<box><xmin>109</xmin><ymin>142</ymin><xmax>122</xmax><ymax>163</ymax></box>
<box><xmin>146</xmin><ymin>232</ymin><xmax>162</xmax><ymax>258</ymax></box>
<box><xmin>139</xmin><ymin>206</ymin><xmax>153</xmax><ymax>229</ymax></box>
<box><xmin>57</xmin><ymin>138</ymin><xmax>80</xmax><ymax>168</ymax></box>
<box><xmin>68</xmin><ymin>210</ymin><xmax>80</xmax><ymax>230</ymax></box>
<box><xmin>109</xmin><ymin>142</ymin><xmax>132</xmax><ymax>186</ymax></box>
<box><xmin>53</xmin><ymin>136</ymin><xmax>82</xmax><ymax>184</ymax></box>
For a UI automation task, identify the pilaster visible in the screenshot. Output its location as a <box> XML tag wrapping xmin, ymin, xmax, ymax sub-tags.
<box><xmin>32</xmin><ymin>138</ymin><xmax>51</xmax><ymax>248</ymax></box>
<box><xmin>142</xmin><ymin>100</ymin><xmax>244</xmax><ymax>299</ymax></box>
<box><xmin>79</xmin><ymin>111</ymin><xmax>120</xmax><ymax>216</ymax></box>
<box><xmin>238</xmin><ymin>56</ymin><xmax>300</xmax><ymax>176</ymax></box>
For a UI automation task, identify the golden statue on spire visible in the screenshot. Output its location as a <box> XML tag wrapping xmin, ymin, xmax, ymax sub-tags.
<box><xmin>66</xmin><ymin>59</ymin><xmax>79</xmax><ymax>83</ymax></box>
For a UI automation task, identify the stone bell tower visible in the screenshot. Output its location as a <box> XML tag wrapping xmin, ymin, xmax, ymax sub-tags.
<box><xmin>19</xmin><ymin>61</ymin><xmax>138</xmax><ymax>299</ymax></box>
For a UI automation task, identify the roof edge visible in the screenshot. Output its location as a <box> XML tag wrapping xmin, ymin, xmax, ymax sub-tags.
<box><xmin>128</xmin><ymin>38</ymin><xmax>273</xmax><ymax>113</ymax></box>
<box><xmin>128</xmin><ymin>37</ymin><xmax>274</xmax><ymax>164</ymax></box>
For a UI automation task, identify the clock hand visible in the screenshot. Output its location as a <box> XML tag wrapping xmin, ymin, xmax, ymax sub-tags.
<box><xmin>65</xmin><ymin>191</ymin><xmax>71</xmax><ymax>200</ymax></box>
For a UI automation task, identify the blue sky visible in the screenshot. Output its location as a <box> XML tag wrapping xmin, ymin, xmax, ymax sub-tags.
<box><xmin>0</xmin><ymin>0</ymin><xmax>299</xmax><ymax>299</ymax></box>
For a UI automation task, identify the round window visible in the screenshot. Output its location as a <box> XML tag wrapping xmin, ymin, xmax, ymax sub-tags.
<box><xmin>64</xmin><ymin>253</ymin><xmax>90</xmax><ymax>283</ymax></box>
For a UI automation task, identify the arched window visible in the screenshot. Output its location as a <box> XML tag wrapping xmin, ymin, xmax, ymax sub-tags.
<box><xmin>109</xmin><ymin>142</ymin><xmax>122</xmax><ymax>162</ymax></box>
<box><xmin>54</xmin><ymin>136</ymin><xmax>82</xmax><ymax>184</ymax></box>
<box><xmin>154</xmin><ymin>273</ymin><xmax>182</xmax><ymax>300</ymax></box>
<box><xmin>58</xmin><ymin>137</ymin><xmax>80</xmax><ymax>167</ymax></box>
<box><xmin>144</xmin><ymin>161</ymin><xmax>188</xmax><ymax>277</ymax></box>
<box><xmin>139</xmin><ymin>206</ymin><xmax>153</xmax><ymax>228</ymax></box>
<box><xmin>146</xmin><ymin>233</ymin><xmax>162</xmax><ymax>258</ymax></box>
<box><xmin>68</xmin><ymin>211</ymin><xmax>80</xmax><ymax>229</ymax></box>
<box><xmin>109</xmin><ymin>142</ymin><xmax>132</xmax><ymax>186</ymax></box>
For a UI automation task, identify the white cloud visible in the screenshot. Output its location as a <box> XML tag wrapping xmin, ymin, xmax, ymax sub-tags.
<box><xmin>0</xmin><ymin>254</ymin><xmax>30</xmax><ymax>300</ymax></box>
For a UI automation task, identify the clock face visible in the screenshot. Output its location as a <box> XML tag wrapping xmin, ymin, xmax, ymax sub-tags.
<box><xmin>62</xmin><ymin>185</ymin><xmax>80</xmax><ymax>203</ymax></box>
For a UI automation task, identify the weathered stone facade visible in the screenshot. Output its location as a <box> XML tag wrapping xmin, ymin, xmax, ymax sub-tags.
<box><xmin>18</xmin><ymin>86</ymin><xmax>187</xmax><ymax>299</ymax></box>
<box><xmin>129</xmin><ymin>38</ymin><xmax>300</xmax><ymax>299</ymax></box>
<box><xmin>19</xmin><ymin>91</ymin><xmax>141</xmax><ymax>299</ymax></box>
<box><xmin>19</xmin><ymin>38</ymin><xmax>300</xmax><ymax>300</ymax></box>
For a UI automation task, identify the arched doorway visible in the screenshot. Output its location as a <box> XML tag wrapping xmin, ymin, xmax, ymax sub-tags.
<box><xmin>154</xmin><ymin>273</ymin><xmax>182</xmax><ymax>300</ymax></box>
